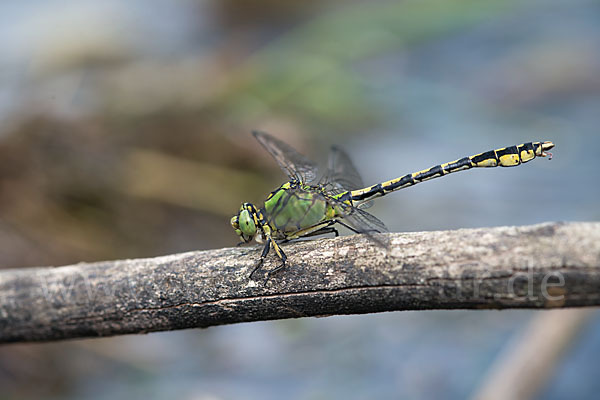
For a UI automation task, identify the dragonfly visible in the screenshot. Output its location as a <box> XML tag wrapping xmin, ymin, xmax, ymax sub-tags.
<box><xmin>231</xmin><ymin>131</ymin><xmax>554</xmax><ymax>278</ymax></box>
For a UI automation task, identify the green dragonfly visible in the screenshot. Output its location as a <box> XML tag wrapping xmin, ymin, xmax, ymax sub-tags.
<box><xmin>231</xmin><ymin>131</ymin><xmax>554</xmax><ymax>278</ymax></box>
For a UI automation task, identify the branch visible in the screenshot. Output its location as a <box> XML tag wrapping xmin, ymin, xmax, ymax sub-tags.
<box><xmin>1</xmin><ymin>222</ymin><xmax>599</xmax><ymax>343</ymax></box>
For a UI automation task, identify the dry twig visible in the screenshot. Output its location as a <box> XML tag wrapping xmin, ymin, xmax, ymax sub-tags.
<box><xmin>1</xmin><ymin>222</ymin><xmax>598</xmax><ymax>343</ymax></box>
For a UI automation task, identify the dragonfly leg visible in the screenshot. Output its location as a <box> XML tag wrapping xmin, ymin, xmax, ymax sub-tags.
<box><xmin>298</xmin><ymin>226</ymin><xmax>339</xmax><ymax>238</ymax></box>
<box><xmin>249</xmin><ymin>259</ymin><xmax>263</xmax><ymax>279</ymax></box>
<box><xmin>285</xmin><ymin>220</ymin><xmax>338</xmax><ymax>241</ymax></box>
<box><xmin>250</xmin><ymin>237</ymin><xmax>288</xmax><ymax>278</ymax></box>
<box><xmin>268</xmin><ymin>239</ymin><xmax>287</xmax><ymax>274</ymax></box>
<box><xmin>267</xmin><ymin>249</ymin><xmax>288</xmax><ymax>276</ymax></box>
<box><xmin>249</xmin><ymin>239</ymin><xmax>271</xmax><ymax>278</ymax></box>
<box><xmin>335</xmin><ymin>220</ymin><xmax>361</xmax><ymax>234</ymax></box>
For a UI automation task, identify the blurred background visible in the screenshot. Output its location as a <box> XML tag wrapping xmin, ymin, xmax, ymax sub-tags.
<box><xmin>0</xmin><ymin>0</ymin><xmax>599</xmax><ymax>399</ymax></box>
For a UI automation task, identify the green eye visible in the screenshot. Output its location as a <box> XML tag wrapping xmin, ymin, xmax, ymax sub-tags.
<box><xmin>239</xmin><ymin>210</ymin><xmax>256</xmax><ymax>237</ymax></box>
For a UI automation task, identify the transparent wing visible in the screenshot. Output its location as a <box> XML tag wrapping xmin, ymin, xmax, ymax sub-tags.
<box><xmin>326</xmin><ymin>145</ymin><xmax>365</xmax><ymax>190</ymax></box>
<box><xmin>322</xmin><ymin>145</ymin><xmax>373</xmax><ymax>209</ymax></box>
<box><xmin>252</xmin><ymin>131</ymin><xmax>318</xmax><ymax>183</ymax></box>
<box><xmin>330</xmin><ymin>196</ymin><xmax>388</xmax><ymax>234</ymax></box>
<box><xmin>342</xmin><ymin>206</ymin><xmax>389</xmax><ymax>234</ymax></box>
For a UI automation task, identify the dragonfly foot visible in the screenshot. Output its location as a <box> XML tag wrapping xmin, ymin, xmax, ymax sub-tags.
<box><xmin>249</xmin><ymin>258</ymin><xmax>264</xmax><ymax>279</ymax></box>
<box><xmin>267</xmin><ymin>261</ymin><xmax>287</xmax><ymax>276</ymax></box>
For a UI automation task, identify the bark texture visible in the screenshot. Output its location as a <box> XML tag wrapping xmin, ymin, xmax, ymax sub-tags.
<box><xmin>1</xmin><ymin>222</ymin><xmax>599</xmax><ymax>343</ymax></box>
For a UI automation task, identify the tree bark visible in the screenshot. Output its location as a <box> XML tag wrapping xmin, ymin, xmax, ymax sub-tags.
<box><xmin>1</xmin><ymin>222</ymin><xmax>599</xmax><ymax>343</ymax></box>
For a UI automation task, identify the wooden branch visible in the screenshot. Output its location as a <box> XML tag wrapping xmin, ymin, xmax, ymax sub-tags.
<box><xmin>1</xmin><ymin>222</ymin><xmax>599</xmax><ymax>343</ymax></box>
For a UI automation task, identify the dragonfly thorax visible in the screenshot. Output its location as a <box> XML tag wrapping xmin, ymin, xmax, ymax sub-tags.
<box><xmin>263</xmin><ymin>181</ymin><xmax>334</xmax><ymax>235</ymax></box>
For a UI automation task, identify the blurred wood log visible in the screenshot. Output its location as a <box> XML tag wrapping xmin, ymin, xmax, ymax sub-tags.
<box><xmin>472</xmin><ymin>308</ymin><xmax>595</xmax><ymax>400</ymax></box>
<box><xmin>0</xmin><ymin>222</ymin><xmax>599</xmax><ymax>343</ymax></box>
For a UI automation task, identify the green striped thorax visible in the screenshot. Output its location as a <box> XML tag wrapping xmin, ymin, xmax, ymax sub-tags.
<box><xmin>263</xmin><ymin>181</ymin><xmax>334</xmax><ymax>234</ymax></box>
<box><xmin>231</xmin><ymin>179</ymin><xmax>344</xmax><ymax>245</ymax></box>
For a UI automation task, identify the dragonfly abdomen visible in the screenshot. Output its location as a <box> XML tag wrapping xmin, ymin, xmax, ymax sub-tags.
<box><xmin>350</xmin><ymin>141</ymin><xmax>554</xmax><ymax>203</ymax></box>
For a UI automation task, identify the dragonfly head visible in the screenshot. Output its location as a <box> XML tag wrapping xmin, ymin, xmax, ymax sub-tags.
<box><xmin>231</xmin><ymin>203</ymin><xmax>258</xmax><ymax>243</ymax></box>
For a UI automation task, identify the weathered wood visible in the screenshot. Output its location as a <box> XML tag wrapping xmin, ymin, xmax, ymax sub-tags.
<box><xmin>0</xmin><ymin>222</ymin><xmax>599</xmax><ymax>343</ymax></box>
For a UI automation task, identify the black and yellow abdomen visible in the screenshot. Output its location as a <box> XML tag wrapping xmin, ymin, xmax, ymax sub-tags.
<box><xmin>350</xmin><ymin>141</ymin><xmax>554</xmax><ymax>203</ymax></box>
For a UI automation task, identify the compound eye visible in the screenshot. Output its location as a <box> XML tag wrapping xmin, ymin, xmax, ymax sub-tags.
<box><xmin>230</xmin><ymin>215</ymin><xmax>239</xmax><ymax>230</ymax></box>
<box><xmin>239</xmin><ymin>209</ymin><xmax>256</xmax><ymax>238</ymax></box>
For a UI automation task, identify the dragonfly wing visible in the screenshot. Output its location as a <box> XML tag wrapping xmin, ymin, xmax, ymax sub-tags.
<box><xmin>326</xmin><ymin>145</ymin><xmax>365</xmax><ymax>190</ymax></box>
<box><xmin>331</xmin><ymin>197</ymin><xmax>388</xmax><ymax>233</ymax></box>
<box><xmin>344</xmin><ymin>206</ymin><xmax>388</xmax><ymax>234</ymax></box>
<box><xmin>252</xmin><ymin>131</ymin><xmax>318</xmax><ymax>183</ymax></box>
<box><xmin>334</xmin><ymin>200</ymin><xmax>389</xmax><ymax>248</ymax></box>
<box><xmin>323</xmin><ymin>145</ymin><xmax>373</xmax><ymax>209</ymax></box>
